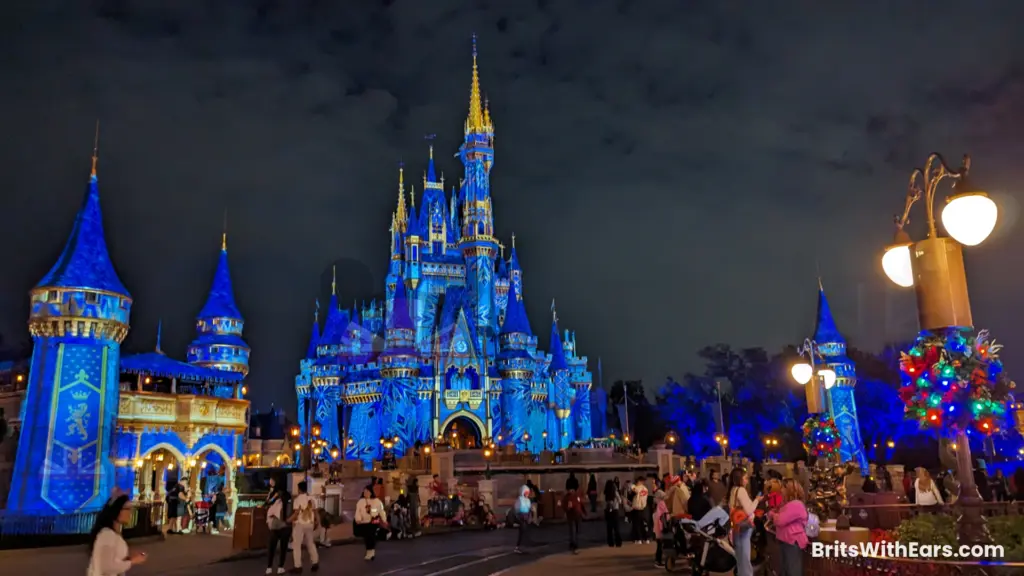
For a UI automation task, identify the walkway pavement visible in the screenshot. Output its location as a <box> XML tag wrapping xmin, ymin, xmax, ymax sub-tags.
<box><xmin>498</xmin><ymin>543</ymin><xmax>654</xmax><ymax>575</ymax></box>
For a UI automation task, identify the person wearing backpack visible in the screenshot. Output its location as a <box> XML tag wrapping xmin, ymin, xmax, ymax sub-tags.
<box><xmin>264</xmin><ymin>476</ymin><xmax>291</xmax><ymax>575</ymax></box>
<box><xmin>768</xmin><ymin>479</ymin><xmax>809</xmax><ymax>576</ymax></box>
<box><xmin>289</xmin><ymin>481</ymin><xmax>320</xmax><ymax>572</ymax></box>
<box><xmin>514</xmin><ymin>484</ymin><xmax>532</xmax><ymax>554</ymax></box>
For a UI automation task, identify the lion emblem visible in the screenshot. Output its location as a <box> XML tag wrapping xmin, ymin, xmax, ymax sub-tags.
<box><xmin>66</xmin><ymin>403</ymin><xmax>89</xmax><ymax>441</ymax></box>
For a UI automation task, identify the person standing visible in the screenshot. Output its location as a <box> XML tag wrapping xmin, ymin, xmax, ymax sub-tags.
<box><xmin>587</xmin><ymin>473</ymin><xmax>599</xmax><ymax>513</ymax></box>
<box><xmin>355</xmin><ymin>486</ymin><xmax>385</xmax><ymax>561</ymax></box>
<box><xmin>728</xmin><ymin>469</ymin><xmax>761</xmax><ymax>576</ymax></box>
<box><xmin>914</xmin><ymin>469</ymin><xmax>944</xmax><ymax>507</ymax></box>
<box><xmin>652</xmin><ymin>490</ymin><xmax>669</xmax><ymax>568</ymax></box>
<box><xmin>603</xmin><ymin>479</ymin><xmax>623</xmax><ymax>547</ymax></box>
<box><xmin>87</xmin><ymin>494</ymin><xmax>148</xmax><ymax>576</ymax></box>
<box><xmin>629</xmin><ymin>476</ymin><xmax>649</xmax><ymax>544</ymax></box>
<box><xmin>706</xmin><ymin>470</ymin><xmax>727</xmax><ymax>510</ymax></box>
<box><xmin>768</xmin><ymin>479</ymin><xmax>809</xmax><ymax>576</ymax></box>
<box><xmin>163</xmin><ymin>478</ymin><xmax>183</xmax><ymax>536</ymax></box>
<box><xmin>265</xmin><ymin>477</ymin><xmax>291</xmax><ymax>575</ymax></box>
<box><xmin>561</xmin><ymin>486</ymin><xmax>586</xmax><ymax>554</ymax></box>
<box><xmin>565</xmin><ymin>472</ymin><xmax>580</xmax><ymax>492</ymax></box>
<box><xmin>514</xmin><ymin>484</ymin><xmax>532</xmax><ymax>554</ymax></box>
<box><xmin>289</xmin><ymin>481</ymin><xmax>320</xmax><ymax>572</ymax></box>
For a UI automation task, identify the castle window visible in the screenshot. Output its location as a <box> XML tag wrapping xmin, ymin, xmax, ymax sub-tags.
<box><xmin>47</xmin><ymin>291</ymin><xmax>59</xmax><ymax>302</ymax></box>
<box><xmin>85</xmin><ymin>292</ymin><xmax>98</xmax><ymax>304</ymax></box>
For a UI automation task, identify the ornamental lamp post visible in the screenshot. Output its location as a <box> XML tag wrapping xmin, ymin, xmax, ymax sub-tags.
<box><xmin>880</xmin><ymin>153</ymin><xmax>998</xmax><ymax>546</ymax></box>
<box><xmin>790</xmin><ymin>339</ymin><xmax>837</xmax><ymax>415</ymax></box>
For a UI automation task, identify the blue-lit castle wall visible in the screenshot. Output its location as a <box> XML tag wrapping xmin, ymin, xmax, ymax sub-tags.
<box><xmin>4</xmin><ymin>165</ymin><xmax>250</xmax><ymax>517</ymax></box>
<box><xmin>295</xmin><ymin>40</ymin><xmax>594</xmax><ymax>466</ymax></box>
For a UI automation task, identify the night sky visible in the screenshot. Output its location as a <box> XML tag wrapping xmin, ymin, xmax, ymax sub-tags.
<box><xmin>3</xmin><ymin>2</ymin><xmax>1024</xmax><ymax>414</ymax></box>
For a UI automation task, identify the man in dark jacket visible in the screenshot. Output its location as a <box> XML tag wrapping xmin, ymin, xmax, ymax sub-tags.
<box><xmin>561</xmin><ymin>488</ymin><xmax>586</xmax><ymax>553</ymax></box>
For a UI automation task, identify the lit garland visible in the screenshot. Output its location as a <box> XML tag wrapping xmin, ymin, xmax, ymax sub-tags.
<box><xmin>802</xmin><ymin>414</ymin><xmax>842</xmax><ymax>459</ymax></box>
<box><xmin>898</xmin><ymin>328</ymin><xmax>1015</xmax><ymax>435</ymax></box>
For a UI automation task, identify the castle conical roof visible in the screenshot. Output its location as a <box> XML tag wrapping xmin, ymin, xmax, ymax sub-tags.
<box><xmin>549</xmin><ymin>315</ymin><xmax>568</xmax><ymax>372</ymax></box>
<box><xmin>500</xmin><ymin>279</ymin><xmax>531</xmax><ymax>336</ymax></box>
<box><xmin>198</xmin><ymin>244</ymin><xmax>242</xmax><ymax>320</ymax></box>
<box><xmin>37</xmin><ymin>171</ymin><xmax>130</xmax><ymax>297</ymax></box>
<box><xmin>813</xmin><ymin>285</ymin><xmax>844</xmax><ymax>344</ymax></box>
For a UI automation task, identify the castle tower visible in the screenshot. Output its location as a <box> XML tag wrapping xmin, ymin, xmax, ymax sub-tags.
<box><xmin>814</xmin><ymin>281</ymin><xmax>868</xmax><ymax>473</ymax></box>
<box><xmin>187</xmin><ymin>231</ymin><xmax>250</xmax><ymax>376</ymax></box>
<box><xmin>8</xmin><ymin>144</ymin><xmax>132</xmax><ymax>514</ymax></box>
<box><xmin>509</xmin><ymin>234</ymin><xmax>523</xmax><ymax>298</ymax></box>
<box><xmin>386</xmin><ymin>167</ymin><xmax>407</xmax><ymax>320</ymax></box>
<box><xmin>420</xmin><ymin>145</ymin><xmax>448</xmax><ymax>257</ymax></box>
<box><xmin>379</xmin><ymin>279</ymin><xmax>420</xmax><ymax>456</ymax></box>
<box><xmin>548</xmin><ymin>303</ymin><xmax>575</xmax><ymax>450</ymax></box>
<box><xmin>458</xmin><ymin>35</ymin><xmax>500</xmax><ymax>340</ymax></box>
<box><xmin>497</xmin><ymin>280</ymin><xmax>533</xmax><ymax>450</ymax></box>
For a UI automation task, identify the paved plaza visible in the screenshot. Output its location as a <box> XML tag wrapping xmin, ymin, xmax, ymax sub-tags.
<box><xmin>2</xmin><ymin>520</ymin><xmax>659</xmax><ymax>576</ymax></box>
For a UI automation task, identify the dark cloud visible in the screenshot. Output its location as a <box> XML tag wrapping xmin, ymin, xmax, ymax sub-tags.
<box><xmin>3</xmin><ymin>1</ymin><xmax>1024</xmax><ymax>410</ymax></box>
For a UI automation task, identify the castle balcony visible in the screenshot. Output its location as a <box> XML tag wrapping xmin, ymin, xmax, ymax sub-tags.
<box><xmin>119</xmin><ymin>352</ymin><xmax>244</xmax><ymax>400</ymax></box>
<box><xmin>116</xmin><ymin>390</ymin><xmax>249</xmax><ymax>444</ymax></box>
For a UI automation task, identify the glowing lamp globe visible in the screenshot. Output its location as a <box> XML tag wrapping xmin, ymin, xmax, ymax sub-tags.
<box><xmin>791</xmin><ymin>362</ymin><xmax>813</xmax><ymax>385</ymax></box>
<box><xmin>819</xmin><ymin>368</ymin><xmax>837</xmax><ymax>389</ymax></box>
<box><xmin>882</xmin><ymin>243</ymin><xmax>914</xmax><ymax>287</ymax></box>
<box><xmin>942</xmin><ymin>192</ymin><xmax>997</xmax><ymax>246</ymax></box>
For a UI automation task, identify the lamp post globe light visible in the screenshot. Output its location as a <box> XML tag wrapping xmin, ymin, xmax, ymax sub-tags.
<box><xmin>881</xmin><ymin>153</ymin><xmax>998</xmax><ymax>546</ymax></box>
<box><xmin>790</xmin><ymin>338</ymin><xmax>835</xmax><ymax>414</ymax></box>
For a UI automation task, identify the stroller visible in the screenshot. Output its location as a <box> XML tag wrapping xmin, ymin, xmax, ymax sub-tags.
<box><xmin>191</xmin><ymin>500</ymin><xmax>212</xmax><ymax>534</ymax></box>
<box><xmin>666</xmin><ymin>512</ymin><xmax>736</xmax><ymax>574</ymax></box>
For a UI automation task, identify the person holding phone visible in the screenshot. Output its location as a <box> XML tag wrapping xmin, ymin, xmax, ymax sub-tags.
<box><xmin>87</xmin><ymin>494</ymin><xmax>148</xmax><ymax>576</ymax></box>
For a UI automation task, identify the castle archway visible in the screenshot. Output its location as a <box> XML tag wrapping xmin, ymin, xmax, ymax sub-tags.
<box><xmin>441</xmin><ymin>413</ymin><xmax>483</xmax><ymax>450</ymax></box>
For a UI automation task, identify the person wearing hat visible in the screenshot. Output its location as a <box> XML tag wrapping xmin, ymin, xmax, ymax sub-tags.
<box><xmin>664</xmin><ymin>475</ymin><xmax>689</xmax><ymax>518</ymax></box>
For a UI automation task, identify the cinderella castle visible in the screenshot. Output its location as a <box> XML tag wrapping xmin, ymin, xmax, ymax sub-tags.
<box><xmin>295</xmin><ymin>39</ymin><xmax>597</xmax><ymax>465</ymax></box>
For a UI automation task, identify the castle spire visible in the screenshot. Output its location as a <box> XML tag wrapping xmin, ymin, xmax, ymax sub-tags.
<box><xmin>466</xmin><ymin>34</ymin><xmax>485</xmax><ymax>134</ymax></box>
<box><xmin>90</xmin><ymin>120</ymin><xmax>99</xmax><ymax>179</ymax></box>
<box><xmin>35</xmin><ymin>127</ymin><xmax>130</xmax><ymax>297</ymax></box>
<box><xmin>307</xmin><ymin>301</ymin><xmax>321</xmax><ymax>359</ymax></box>
<box><xmin>155</xmin><ymin>320</ymin><xmax>163</xmax><ymax>354</ymax></box>
<box><xmin>332</xmin><ymin>264</ymin><xmax>337</xmax><ymax>295</ymax></box>
<box><xmin>222</xmin><ymin>209</ymin><xmax>228</xmax><ymax>251</ymax></box>
<box><xmin>813</xmin><ymin>280</ymin><xmax>843</xmax><ymax>345</ymax></box>
<box><xmin>500</xmin><ymin>278</ymin><xmax>532</xmax><ymax>336</ymax></box>
<box><xmin>395</xmin><ymin>163</ymin><xmax>408</xmax><ymax>232</ymax></box>
<box><xmin>197</xmin><ymin>231</ymin><xmax>242</xmax><ymax>321</ymax></box>
<box><xmin>549</xmin><ymin>305</ymin><xmax>568</xmax><ymax>372</ymax></box>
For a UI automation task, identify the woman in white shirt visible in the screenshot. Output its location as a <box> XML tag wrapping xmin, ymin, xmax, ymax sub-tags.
<box><xmin>915</xmin><ymin>468</ymin><xmax>944</xmax><ymax>507</ymax></box>
<box><xmin>355</xmin><ymin>487</ymin><xmax>385</xmax><ymax>561</ymax></box>
<box><xmin>87</xmin><ymin>494</ymin><xmax>147</xmax><ymax>576</ymax></box>
<box><xmin>727</xmin><ymin>469</ymin><xmax>761</xmax><ymax>576</ymax></box>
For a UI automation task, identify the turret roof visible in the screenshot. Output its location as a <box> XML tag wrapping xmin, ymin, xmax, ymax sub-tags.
<box><xmin>319</xmin><ymin>294</ymin><xmax>346</xmax><ymax>346</ymax></box>
<box><xmin>198</xmin><ymin>236</ymin><xmax>242</xmax><ymax>321</ymax></box>
<box><xmin>37</xmin><ymin>166</ymin><xmax>130</xmax><ymax>297</ymax></box>
<box><xmin>548</xmin><ymin>309</ymin><xmax>568</xmax><ymax>372</ymax></box>
<box><xmin>500</xmin><ymin>279</ymin><xmax>531</xmax><ymax>336</ymax></box>
<box><xmin>813</xmin><ymin>282</ymin><xmax>844</xmax><ymax>345</ymax></box>
<box><xmin>387</xmin><ymin>281</ymin><xmax>415</xmax><ymax>331</ymax></box>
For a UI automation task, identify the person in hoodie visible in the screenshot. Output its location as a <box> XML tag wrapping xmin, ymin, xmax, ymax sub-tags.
<box><xmin>629</xmin><ymin>476</ymin><xmax>649</xmax><ymax>544</ymax></box>
<box><xmin>513</xmin><ymin>483</ymin><xmax>532</xmax><ymax>554</ymax></box>
<box><xmin>767</xmin><ymin>479</ymin><xmax>809</xmax><ymax>576</ymax></box>
<box><xmin>561</xmin><ymin>486</ymin><xmax>586</xmax><ymax>554</ymax></box>
<box><xmin>652</xmin><ymin>490</ymin><xmax>670</xmax><ymax>568</ymax></box>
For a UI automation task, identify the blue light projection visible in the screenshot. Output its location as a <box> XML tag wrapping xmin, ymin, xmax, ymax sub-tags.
<box><xmin>297</xmin><ymin>38</ymin><xmax>594</xmax><ymax>467</ymax></box>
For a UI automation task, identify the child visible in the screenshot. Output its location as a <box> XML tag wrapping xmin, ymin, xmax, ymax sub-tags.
<box><xmin>652</xmin><ymin>490</ymin><xmax>670</xmax><ymax>568</ymax></box>
<box><xmin>482</xmin><ymin>504</ymin><xmax>498</xmax><ymax>530</ymax></box>
<box><xmin>765</xmin><ymin>478</ymin><xmax>784</xmax><ymax>511</ymax></box>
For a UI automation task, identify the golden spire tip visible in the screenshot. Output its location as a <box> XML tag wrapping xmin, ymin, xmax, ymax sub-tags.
<box><xmin>332</xmin><ymin>265</ymin><xmax>337</xmax><ymax>295</ymax></box>
<box><xmin>221</xmin><ymin>209</ymin><xmax>228</xmax><ymax>251</ymax></box>
<box><xmin>90</xmin><ymin>120</ymin><xmax>100</xmax><ymax>177</ymax></box>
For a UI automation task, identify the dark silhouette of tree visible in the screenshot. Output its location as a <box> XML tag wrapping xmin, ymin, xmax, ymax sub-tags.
<box><xmin>657</xmin><ymin>375</ymin><xmax>719</xmax><ymax>456</ymax></box>
<box><xmin>608</xmin><ymin>379</ymin><xmax>664</xmax><ymax>448</ymax></box>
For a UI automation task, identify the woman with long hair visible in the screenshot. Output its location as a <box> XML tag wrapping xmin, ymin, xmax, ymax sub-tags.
<box><xmin>264</xmin><ymin>475</ymin><xmax>290</xmax><ymax>575</ymax></box>
<box><xmin>768</xmin><ymin>479</ymin><xmax>809</xmax><ymax>576</ymax></box>
<box><xmin>728</xmin><ymin>468</ymin><xmax>761</xmax><ymax>576</ymax></box>
<box><xmin>355</xmin><ymin>486</ymin><xmax>385</xmax><ymax>561</ymax></box>
<box><xmin>914</xmin><ymin>468</ymin><xmax>943</xmax><ymax>507</ymax></box>
<box><xmin>602</xmin><ymin>479</ymin><xmax>622</xmax><ymax>547</ymax></box>
<box><xmin>87</xmin><ymin>494</ymin><xmax>147</xmax><ymax>576</ymax></box>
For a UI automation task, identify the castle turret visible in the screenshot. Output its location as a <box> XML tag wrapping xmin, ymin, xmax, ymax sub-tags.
<box><xmin>509</xmin><ymin>234</ymin><xmax>523</xmax><ymax>298</ymax></box>
<box><xmin>498</xmin><ymin>279</ymin><xmax>533</xmax><ymax>450</ymax></box>
<box><xmin>814</xmin><ymin>280</ymin><xmax>868</xmax><ymax>473</ymax></box>
<box><xmin>404</xmin><ymin>183</ymin><xmax>423</xmax><ymax>292</ymax></box>
<box><xmin>548</xmin><ymin>302</ymin><xmax>575</xmax><ymax>450</ymax></box>
<box><xmin>9</xmin><ymin>142</ymin><xmax>132</xmax><ymax>513</ymax></box>
<box><xmin>380</xmin><ymin>279</ymin><xmax>420</xmax><ymax>456</ymax></box>
<box><xmin>386</xmin><ymin>167</ymin><xmax>407</xmax><ymax>318</ymax></box>
<box><xmin>187</xmin><ymin>231</ymin><xmax>250</xmax><ymax>376</ymax></box>
<box><xmin>420</xmin><ymin>145</ymin><xmax>449</xmax><ymax>256</ymax></box>
<box><xmin>458</xmin><ymin>36</ymin><xmax>500</xmax><ymax>339</ymax></box>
